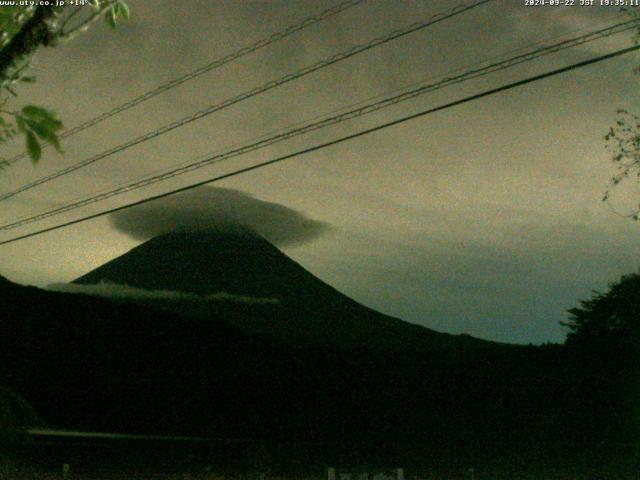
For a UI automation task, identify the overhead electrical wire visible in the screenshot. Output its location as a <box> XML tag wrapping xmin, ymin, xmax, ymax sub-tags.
<box><xmin>2</xmin><ymin>18</ymin><xmax>637</xmax><ymax>229</ymax></box>
<box><xmin>2</xmin><ymin>0</ymin><xmax>369</xmax><ymax>166</ymax></box>
<box><xmin>1</xmin><ymin>42</ymin><xmax>638</xmax><ymax>246</ymax></box>
<box><xmin>0</xmin><ymin>0</ymin><xmax>494</xmax><ymax>203</ymax></box>
<box><xmin>53</xmin><ymin>13</ymin><xmax>629</xmax><ymax>211</ymax></box>
<box><xmin>1</xmin><ymin>19</ymin><xmax>637</xmax><ymax>230</ymax></box>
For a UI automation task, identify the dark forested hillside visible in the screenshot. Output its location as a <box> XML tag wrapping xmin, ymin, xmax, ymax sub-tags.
<box><xmin>0</xmin><ymin>237</ymin><xmax>637</xmax><ymax>476</ymax></box>
<box><xmin>0</xmin><ymin>274</ymin><xmax>626</xmax><ymax>468</ymax></box>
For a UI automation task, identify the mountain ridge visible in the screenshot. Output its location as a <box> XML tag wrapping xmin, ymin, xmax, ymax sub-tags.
<box><xmin>73</xmin><ymin>229</ymin><xmax>499</xmax><ymax>351</ymax></box>
<box><xmin>0</xmin><ymin>258</ymin><xmax>589</xmax><ymax>470</ymax></box>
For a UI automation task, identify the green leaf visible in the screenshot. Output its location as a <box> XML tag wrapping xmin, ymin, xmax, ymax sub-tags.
<box><xmin>115</xmin><ymin>1</ymin><xmax>130</xmax><ymax>21</ymax></box>
<box><xmin>25</xmin><ymin>131</ymin><xmax>41</xmax><ymax>164</ymax></box>
<box><xmin>21</xmin><ymin>106</ymin><xmax>63</xmax><ymax>130</ymax></box>
<box><xmin>24</xmin><ymin>119</ymin><xmax>63</xmax><ymax>154</ymax></box>
<box><xmin>48</xmin><ymin>134</ymin><xmax>63</xmax><ymax>154</ymax></box>
<box><xmin>22</xmin><ymin>105</ymin><xmax>51</xmax><ymax>119</ymax></box>
<box><xmin>20</xmin><ymin>76</ymin><xmax>35</xmax><ymax>83</ymax></box>
<box><xmin>106</xmin><ymin>8</ymin><xmax>117</xmax><ymax>29</ymax></box>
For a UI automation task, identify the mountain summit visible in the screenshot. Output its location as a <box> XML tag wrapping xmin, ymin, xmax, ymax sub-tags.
<box><xmin>74</xmin><ymin>229</ymin><xmax>492</xmax><ymax>351</ymax></box>
<box><xmin>75</xmin><ymin>228</ymin><xmax>336</xmax><ymax>299</ymax></box>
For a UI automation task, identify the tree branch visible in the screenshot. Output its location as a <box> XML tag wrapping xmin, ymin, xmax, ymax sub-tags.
<box><xmin>58</xmin><ymin>1</ymin><xmax>118</xmax><ymax>41</ymax></box>
<box><xmin>0</xmin><ymin>6</ymin><xmax>58</xmax><ymax>80</ymax></box>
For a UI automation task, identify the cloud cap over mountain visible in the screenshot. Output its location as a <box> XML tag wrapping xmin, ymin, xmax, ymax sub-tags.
<box><xmin>109</xmin><ymin>187</ymin><xmax>330</xmax><ymax>246</ymax></box>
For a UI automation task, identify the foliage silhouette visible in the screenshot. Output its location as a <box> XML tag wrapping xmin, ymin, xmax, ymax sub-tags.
<box><xmin>564</xmin><ymin>270</ymin><xmax>640</xmax><ymax>350</ymax></box>
<box><xmin>603</xmin><ymin>8</ymin><xmax>640</xmax><ymax>217</ymax></box>
<box><xmin>561</xmin><ymin>271</ymin><xmax>640</xmax><ymax>466</ymax></box>
<box><xmin>0</xmin><ymin>2</ymin><xmax>129</xmax><ymax>167</ymax></box>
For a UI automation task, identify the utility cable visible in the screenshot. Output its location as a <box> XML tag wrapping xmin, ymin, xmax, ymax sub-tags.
<box><xmin>0</xmin><ymin>0</ymin><xmax>494</xmax><ymax>202</ymax></box>
<box><xmin>1</xmin><ymin>0</ymin><xmax>369</xmax><ymax>166</ymax></box>
<box><xmin>1</xmin><ymin>19</ymin><xmax>636</xmax><ymax>230</ymax></box>
<box><xmin>1</xmin><ymin>42</ymin><xmax>637</xmax><ymax>246</ymax></box>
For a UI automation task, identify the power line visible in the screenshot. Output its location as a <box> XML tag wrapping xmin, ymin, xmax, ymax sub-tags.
<box><xmin>1</xmin><ymin>20</ymin><xmax>636</xmax><ymax>229</ymax></box>
<box><xmin>1</xmin><ymin>43</ymin><xmax>637</xmax><ymax>247</ymax></box>
<box><xmin>2</xmin><ymin>19</ymin><xmax>636</xmax><ymax>230</ymax></box>
<box><xmin>2</xmin><ymin>0</ymin><xmax>369</xmax><ymax>166</ymax></box>
<box><xmin>0</xmin><ymin>0</ymin><xmax>494</xmax><ymax>203</ymax></box>
<box><xmin>53</xmin><ymin>13</ymin><xmax>629</xmax><ymax>211</ymax></box>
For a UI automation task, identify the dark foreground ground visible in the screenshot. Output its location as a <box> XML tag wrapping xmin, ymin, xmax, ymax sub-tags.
<box><xmin>3</xmin><ymin>435</ymin><xmax>639</xmax><ymax>480</ymax></box>
<box><xmin>1</xmin><ymin>271</ymin><xmax>638</xmax><ymax>479</ymax></box>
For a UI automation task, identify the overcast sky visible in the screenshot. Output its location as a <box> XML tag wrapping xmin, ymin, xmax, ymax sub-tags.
<box><xmin>1</xmin><ymin>0</ymin><xmax>639</xmax><ymax>344</ymax></box>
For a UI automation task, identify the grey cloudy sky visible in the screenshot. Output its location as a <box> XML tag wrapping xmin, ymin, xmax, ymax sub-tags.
<box><xmin>1</xmin><ymin>0</ymin><xmax>639</xmax><ymax>343</ymax></box>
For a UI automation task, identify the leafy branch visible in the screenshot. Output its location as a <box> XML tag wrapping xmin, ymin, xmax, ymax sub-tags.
<box><xmin>0</xmin><ymin>1</ymin><xmax>129</xmax><ymax>166</ymax></box>
<box><xmin>603</xmin><ymin>109</ymin><xmax>640</xmax><ymax>219</ymax></box>
<box><xmin>58</xmin><ymin>0</ymin><xmax>128</xmax><ymax>42</ymax></box>
<box><xmin>603</xmin><ymin>8</ymin><xmax>640</xmax><ymax>219</ymax></box>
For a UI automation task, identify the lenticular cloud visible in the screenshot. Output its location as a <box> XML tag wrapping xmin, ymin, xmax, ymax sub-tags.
<box><xmin>109</xmin><ymin>186</ymin><xmax>330</xmax><ymax>247</ymax></box>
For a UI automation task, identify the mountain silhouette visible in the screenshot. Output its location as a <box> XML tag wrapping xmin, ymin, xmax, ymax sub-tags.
<box><xmin>73</xmin><ymin>229</ymin><xmax>493</xmax><ymax>351</ymax></box>
<box><xmin>0</xmin><ymin>272</ymin><xmax>521</xmax><ymax>441</ymax></box>
<box><xmin>0</xmin><ymin>271</ymin><xmax>607</xmax><ymax>474</ymax></box>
